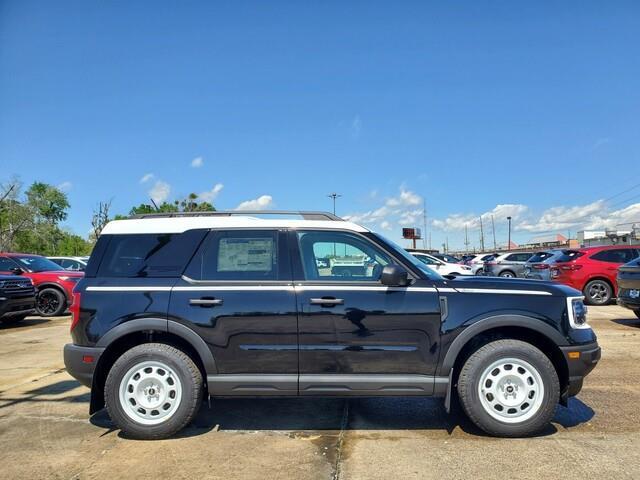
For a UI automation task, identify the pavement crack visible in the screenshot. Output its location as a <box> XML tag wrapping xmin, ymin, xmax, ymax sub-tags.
<box><xmin>332</xmin><ymin>399</ymin><xmax>350</xmax><ymax>480</ymax></box>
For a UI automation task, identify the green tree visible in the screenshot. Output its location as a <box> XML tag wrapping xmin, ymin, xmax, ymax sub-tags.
<box><xmin>26</xmin><ymin>182</ymin><xmax>69</xmax><ymax>223</ymax></box>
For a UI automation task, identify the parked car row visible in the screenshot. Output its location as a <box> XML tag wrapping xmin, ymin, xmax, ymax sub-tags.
<box><xmin>0</xmin><ymin>253</ymin><xmax>84</xmax><ymax>319</ymax></box>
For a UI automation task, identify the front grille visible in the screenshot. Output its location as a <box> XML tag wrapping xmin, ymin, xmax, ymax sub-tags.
<box><xmin>0</xmin><ymin>280</ymin><xmax>34</xmax><ymax>294</ymax></box>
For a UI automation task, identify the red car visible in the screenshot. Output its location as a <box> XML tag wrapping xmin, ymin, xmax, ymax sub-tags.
<box><xmin>0</xmin><ymin>253</ymin><xmax>83</xmax><ymax>316</ymax></box>
<box><xmin>550</xmin><ymin>245</ymin><xmax>640</xmax><ymax>305</ymax></box>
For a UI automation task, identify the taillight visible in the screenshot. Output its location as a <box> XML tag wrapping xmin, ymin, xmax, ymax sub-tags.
<box><xmin>561</xmin><ymin>264</ymin><xmax>583</xmax><ymax>271</ymax></box>
<box><xmin>70</xmin><ymin>291</ymin><xmax>81</xmax><ymax>332</ymax></box>
<box><xmin>533</xmin><ymin>264</ymin><xmax>549</xmax><ymax>270</ymax></box>
<box><xmin>485</xmin><ymin>261</ymin><xmax>497</xmax><ymax>266</ymax></box>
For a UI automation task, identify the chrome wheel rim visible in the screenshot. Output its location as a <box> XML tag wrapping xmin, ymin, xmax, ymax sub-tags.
<box><xmin>478</xmin><ymin>357</ymin><xmax>544</xmax><ymax>423</ymax></box>
<box><xmin>119</xmin><ymin>361</ymin><xmax>182</xmax><ymax>425</ymax></box>
<box><xmin>588</xmin><ymin>282</ymin><xmax>609</xmax><ymax>303</ymax></box>
<box><xmin>501</xmin><ymin>272</ymin><xmax>514</xmax><ymax>278</ymax></box>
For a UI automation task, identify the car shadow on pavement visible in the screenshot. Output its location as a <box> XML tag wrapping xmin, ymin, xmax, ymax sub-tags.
<box><xmin>89</xmin><ymin>394</ymin><xmax>594</xmax><ymax>440</ymax></box>
<box><xmin>0</xmin><ymin>379</ymin><xmax>90</xmax><ymax>409</ymax></box>
<box><xmin>611</xmin><ymin>318</ymin><xmax>640</xmax><ymax>328</ymax></box>
<box><xmin>0</xmin><ymin>318</ymin><xmax>51</xmax><ymax>331</ymax></box>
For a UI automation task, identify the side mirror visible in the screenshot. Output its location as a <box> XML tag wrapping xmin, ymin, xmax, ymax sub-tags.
<box><xmin>380</xmin><ymin>265</ymin><xmax>411</xmax><ymax>287</ymax></box>
<box><xmin>10</xmin><ymin>267</ymin><xmax>23</xmax><ymax>275</ymax></box>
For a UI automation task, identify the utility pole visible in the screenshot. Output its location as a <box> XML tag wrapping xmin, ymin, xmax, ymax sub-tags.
<box><xmin>464</xmin><ymin>224</ymin><xmax>470</xmax><ymax>252</ymax></box>
<box><xmin>507</xmin><ymin>216</ymin><xmax>512</xmax><ymax>251</ymax></box>
<box><xmin>422</xmin><ymin>199</ymin><xmax>427</xmax><ymax>249</ymax></box>
<box><xmin>327</xmin><ymin>193</ymin><xmax>342</xmax><ymax>215</ymax></box>
<box><xmin>479</xmin><ymin>216</ymin><xmax>485</xmax><ymax>252</ymax></box>
<box><xmin>428</xmin><ymin>231</ymin><xmax>432</xmax><ymax>250</ymax></box>
<box><xmin>446</xmin><ymin>236</ymin><xmax>449</xmax><ymax>253</ymax></box>
<box><xmin>491</xmin><ymin>215</ymin><xmax>497</xmax><ymax>250</ymax></box>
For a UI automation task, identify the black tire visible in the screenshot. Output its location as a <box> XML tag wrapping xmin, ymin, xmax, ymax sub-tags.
<box><xmin>104</xmin><ymin>343</ymin><xmax>203</xmax><ymax>440</ymax></box>
<box><xmin>499</xmin><ymin>270</ymin><xmax>516</xmax><ymax>278</ymax></box>
<box><xmin>583</xmin><ymin>279</ymin><xmax>612</xmax><ymax>306</ymax></box>
<box><xmin>635</xmin><ymin>309</ymin><xmax>640</xmax><ymax>320</ymax></box>
<box><xmin>36</xmin><ymin>288</ymin><xmax>66</xmax><ymax>317</ymax></box>
<box><xmin>457</xmin><ymin>339</ymin><xmax>559</xmax><ymax>437</ymax></box>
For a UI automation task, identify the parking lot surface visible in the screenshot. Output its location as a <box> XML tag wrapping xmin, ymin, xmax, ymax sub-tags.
<box><xmin>0</xmin><ymin>306</ymin><xmax>639</xmax><ymax>480</ymax></box>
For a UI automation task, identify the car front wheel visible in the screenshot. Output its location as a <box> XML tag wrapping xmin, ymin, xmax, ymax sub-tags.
<box><xmin>104</xmin><ymin>343</ymin><xmax>203</xmax><ymax>440</ymax></box>
<box><xmin>583</xmin><ymin>280</ymin><xmax>612</xmax><ymax>305</ymax></box>
<box><xmin>457</xmin><ymin>339</ymin><xmax>559</xmax><ymax>437</ymax></box>
<box><xmin>36</xmin><ymin>288</ymin><xmax>66</xmax><ymax>316</ymax></box>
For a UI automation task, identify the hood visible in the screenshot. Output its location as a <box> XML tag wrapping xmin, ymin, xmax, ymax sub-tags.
<box><xmin>442</xmin><ymin>275</ymin><xmax>581</xmax><ymax>297</ymax></box>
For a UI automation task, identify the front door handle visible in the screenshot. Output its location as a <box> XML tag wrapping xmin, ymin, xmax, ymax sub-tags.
<box><xmin>189</xmin><ymin>298</ymin><xmax>223</xmax><ymax>307</ymax></box>
<box><xmin>310</xmin><ymin>297</ymin><xmax>344</xmax><ymax>306</ymax></box>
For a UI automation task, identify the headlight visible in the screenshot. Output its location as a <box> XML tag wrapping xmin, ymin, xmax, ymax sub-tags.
<box><xmin>567</xmin><ymin>297</ymin><xmax>589</xmax><ymax>329</ymax></box>
<box><xmin>59</xmin><ymin>276</ymin><xmax>80</xmax><ymax>283</ymax></box>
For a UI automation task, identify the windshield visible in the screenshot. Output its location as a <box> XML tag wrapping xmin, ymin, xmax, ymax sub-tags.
<box><xmin>528</xmin><ymin>251</ymin><xmax>553</xmax><ymax>263</ymax></box>
<box><xmin>371</xmin><ymin>233</ymin><xmax>444</xmax><ymax>280</ymax></box>
<box><xmin>556</xmin><ymin>250</ymin><xmax>584</xmax><ymax>263</ymax></box>
<box><xmin>13</xmin><ymin>255</ymin><xmax>65</xmax><ymax>273</ymax></box>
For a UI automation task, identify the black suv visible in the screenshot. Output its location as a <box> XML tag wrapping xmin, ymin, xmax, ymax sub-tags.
<box><xmin>64</xmin><ymin>211</ymin><xmax>600</xmax><ymax>440</ymax></box>
<box><xmin>0</xmin><ymin>275</ymin><xmax>36</xmax><ymax>323</ymax></box>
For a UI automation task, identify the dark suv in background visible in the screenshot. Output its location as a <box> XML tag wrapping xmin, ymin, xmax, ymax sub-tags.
<box><xmin>617</xmin><ymin>256</ymin><xmax>640</xmax><ymax>318</ymax></box>
<box><xmin>0</xmin><ymin>275</ymin><xmax>36</xmax><ymax>323</ymax></box>
<box><xmin>64</xmin><ymin>211</ymin><xmax>600</xmax><ymax>440</ymax></box>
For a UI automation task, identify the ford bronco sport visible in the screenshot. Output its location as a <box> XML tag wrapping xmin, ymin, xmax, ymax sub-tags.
<box><xmin>64</xmin><ymin>211</ymin><xmax>600</xmax><ymax>439</ymax></box>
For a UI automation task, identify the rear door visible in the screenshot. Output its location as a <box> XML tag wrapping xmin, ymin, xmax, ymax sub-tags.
<box><xmin>590</xmin><ymin>248</ymin><xmax>640</xmax><ymax>290</ymax></box>
<box><xmin>292</xmin><ymin>229</ymin><xmax>442</xmax><ymax>395</ymax></box>
<box><xmin>168</xmin><ymin>229</ymin><xmax>298</xmax><ymax>395</ymax></box>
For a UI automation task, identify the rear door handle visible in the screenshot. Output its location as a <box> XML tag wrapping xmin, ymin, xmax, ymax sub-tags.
<box><xmin>310</xmin><ymin>297</ymin><xmax>344</xmax><ymax>306</ymax></box>
<box><xmin>189</xmin><ymin>298</ymin><xmax>223</xmax><ymax>307</ymax></box>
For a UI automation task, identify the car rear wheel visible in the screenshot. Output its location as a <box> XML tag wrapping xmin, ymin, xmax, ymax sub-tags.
<box><xmin>457</xmin><ymin>339</ymin><xmax>559</xmax><ymax>437</ymax></box>
<box><xmin>499</xmin><ymin>271</ymin><xmax>515</xmax><ymax>278</ymax></box>
<box><xmin>36</xmin><ymin>288</ymin><xmax>66</xmax><ymax>317</ymax></box>
<box><xmin>583</xmin><ymin>280</ymin><xmax>612</xmax><ymax>305</ymax></box>
<box><xmin>105</xmin><ymin>343</ymin><xmax>203</xmax><ymax>440</ymax></box>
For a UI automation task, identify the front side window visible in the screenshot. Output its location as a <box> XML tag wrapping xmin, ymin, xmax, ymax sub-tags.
<box><xmin>592</xmin><ymin>249</ymin><xmax>637</xmax><ymax>264</ymax></box>
<box><xmin>297</xmin><ymin>231</ymin><xmax>391</xmax><ymax>282</ymax></box>
<box><xmin>188</xmin><ymin>230</ymin><xmax>280</xmax><ymax>281</ymax></box>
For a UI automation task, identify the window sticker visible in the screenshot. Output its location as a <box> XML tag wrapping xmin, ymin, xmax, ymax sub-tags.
<box><xmin>218</xmin><ymin>238</ymin><xmax>274</xmax><ymax>272</ymax></box>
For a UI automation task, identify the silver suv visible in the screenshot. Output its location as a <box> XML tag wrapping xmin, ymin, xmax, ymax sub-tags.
<box><xmin>483</xmin><ymin>251</ymin><xmax>534</xmax><ymax>278</ymax></box>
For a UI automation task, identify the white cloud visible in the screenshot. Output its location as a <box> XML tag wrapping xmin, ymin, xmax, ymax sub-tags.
<box><xmin>149</xmin><ymin>180</ymin><xmax>171</xmax><ymax>204</ymax></box>
<box><xmin>197</xmin><ymin>183</ymin><xmax>224</xmax><ymax>203</ymax></box>
<box><xmin>191</xmin><ymin>156</ymin><xmax>204</xmax><ymax>168</ymax></box>
<box><xmin>432</xmin><ymin>204</ymin><xmax>529</xmax><ymax>232</ymax></box>
<box><xmin>140</xmin><ymin>173</ymin><xmax>154</xmax><ymax>184</ymax></box>
<box><xmin>236</xmin><ymin>195</ymin><xmax>274</xmax><ymax>211</ymax></box>
<box><xmin>344</xmin><ymin>187</ymin><xmax>425</xmax><ymax>231</ymax></box>
<box><xmin>430</xmin><ymin>200</ymin><xmax>640</xmax><ymax>235</ymax></box>
<box><xmin>57</xmin><ymin>181</ymin><xmax>72</xmax><ymax>192</ymax></box>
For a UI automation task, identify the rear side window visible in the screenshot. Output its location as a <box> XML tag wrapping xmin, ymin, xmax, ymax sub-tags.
<box><xmin>528</xmin><ymin>252</ymin><xmax>553</xmax><ymax>263</ymax></box>
<box><xmin>185</xmin><ymin>230</ymin><xmax>283</xmax><ymax>281</ymax></box>
<box><xmin>591</xmin><ymin>249</ymin><xmax>638</xmax><ymax>264</ymax></box>
<box><xmin>97</xmin><ymin>230</ymin><xmax>207</xmax><ymax>277</ymax></box>
<box><xmin>556</xmin><ymin>250</ymin><xmax>584</xmax><ymax>263</ymax></box>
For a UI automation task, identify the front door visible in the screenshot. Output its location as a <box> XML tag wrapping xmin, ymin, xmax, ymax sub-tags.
<box><xmin>292</xmin><ymin>230</ymin><xmax>442</xmax><ymax>396</ymax></box>
<box><xmin>168</xmin><ymin>229</ymin><xmax>298</xmax><ymax>395</ymax></box>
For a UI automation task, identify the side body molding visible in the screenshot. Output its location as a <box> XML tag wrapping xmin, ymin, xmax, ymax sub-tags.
<box><xmin>439</xmin><ymin>314</ymin><xmax>567</xmax><ymax>377</ymax></box>
<box><xmin>96</xmin><ymin>318</ymin><xmax>217</xmax><ymax>374</ymax></box>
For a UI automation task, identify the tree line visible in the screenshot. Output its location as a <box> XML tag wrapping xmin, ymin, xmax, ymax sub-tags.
<box><xmin>0</xmin><ymin>178</ymin><xmax>215</xmax><ymax>256</ymax></box>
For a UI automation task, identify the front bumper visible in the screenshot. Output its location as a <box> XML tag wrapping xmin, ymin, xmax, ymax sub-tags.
<box><xmin>559</xmin><ymin>341</ymin><xmax>601</xmax><ymax>400</ymax></box>
<box><xmin>0</xmin><ymin>296</ymin><xmax>36</xmax><ymax>319</ymax></box>
<box><xmin>64</xmin><ymin>344</ymin><xmax>105</xmax><ymax>388</ymax></box>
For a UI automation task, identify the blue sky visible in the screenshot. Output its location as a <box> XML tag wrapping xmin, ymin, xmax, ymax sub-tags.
<box><xmin>1</xmin><ymin>1</ymin><xmax>639</xmax><ymax>251</ymax></box>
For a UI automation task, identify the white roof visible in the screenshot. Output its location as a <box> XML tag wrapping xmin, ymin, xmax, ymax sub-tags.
<box><xmin>100</xmin><ymin>216</ymin><xmax>369</xmax><ymax>235</ymax></box>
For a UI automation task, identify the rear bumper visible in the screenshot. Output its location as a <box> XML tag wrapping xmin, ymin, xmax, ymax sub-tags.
<box><xmin>560</xmin><ymin>342</ymin><xmax>601</xmax><ymax>399</ymax></box>
<box><xmin>0</xmin><ymin>296</ymin><xmax>36</xmax><ymax>319</ymax></box>
<box><xmin>63</xmin><ymin>344</ymin><xmax>105</xmax><ymax>388</ymax></box>
<box><xmin>616</xmin><ymin>289</ymin><xmax>640</xmax><ymax>310</ymax></box>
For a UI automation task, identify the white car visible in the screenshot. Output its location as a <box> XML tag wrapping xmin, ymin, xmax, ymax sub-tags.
<box><xmin>47</xmin><ymin>256</ymin><xmax>89</xmax><ymax>271</ymax></box>
<box><xmin>410</xmin><ymin>252</ymin><xmax>473</xmax><ymax>276</ymax></box>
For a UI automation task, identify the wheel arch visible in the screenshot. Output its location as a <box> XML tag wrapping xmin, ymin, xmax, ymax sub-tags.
<box><xmin>89</xmin><ymin>319</ymin><xmax>216</xmax><ymax>414</ymax></box>
<box><xmin>440</xmin><ymin>315</ymin><xmax>570</xmax><ymax>410</ymax></box>
<box><xmin>36</xmin><ymin>282</ymin><xmax>70</xmax><ymax>302</ymax></box>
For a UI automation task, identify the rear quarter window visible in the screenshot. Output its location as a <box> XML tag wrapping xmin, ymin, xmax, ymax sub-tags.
<box><xmin>96</xmin><ymin>230</ymin><xmax>207</xmax><ymax>277</ymax></box>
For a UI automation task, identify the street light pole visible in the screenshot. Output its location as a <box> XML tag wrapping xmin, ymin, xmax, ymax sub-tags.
<box><xmin>507</xmin><ymin>216</ymin><xmax>512</xmax><ymax>250</ymax></box>
<box><xmin>327</xmin><ymin>193</ymin><xmax>342</xmax><ymax>215</ymax></box>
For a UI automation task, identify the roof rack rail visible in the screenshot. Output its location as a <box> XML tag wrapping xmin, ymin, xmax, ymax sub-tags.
<box><xmin>130</xmin><ymin>210</ymin><xmax>343</xmax><ymax>221</ymax></box>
